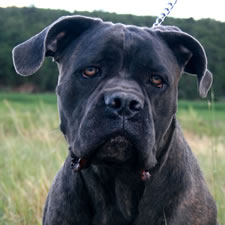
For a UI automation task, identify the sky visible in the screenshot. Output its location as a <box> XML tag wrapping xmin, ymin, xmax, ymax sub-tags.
<box><xmin>1</xmin><ymin>0</ymin><xmax>225</xmax><ymax>23</ymax></box>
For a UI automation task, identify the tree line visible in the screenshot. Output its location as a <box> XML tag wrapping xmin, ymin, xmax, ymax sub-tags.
<box><xmin>0</xmin><ymin>7</ymin><xmax>224</xmax><ymax>99</ymax></box>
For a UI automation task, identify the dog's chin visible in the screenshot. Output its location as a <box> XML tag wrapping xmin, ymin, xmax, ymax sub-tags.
<box><xmin>92</xmin><ymin>135</ymin><xmax>136</xmax><ymax>166</ymax></box>
<box><xmin>71</xmin><ymin>135</ymin><xmax>137</xmax><ymax>170</ymax></box>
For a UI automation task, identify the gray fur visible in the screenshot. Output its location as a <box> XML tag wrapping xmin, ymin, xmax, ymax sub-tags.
<box><xmin>12</xmin><ymin>15</ymin><xmax>217</xmax><ymax>225</ymax></box>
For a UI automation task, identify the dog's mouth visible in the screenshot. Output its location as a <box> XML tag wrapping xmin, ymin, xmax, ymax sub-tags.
<box><xmin>70</xmin><ymin>135</ymin><xmax>151</xmax><ymax>181</ymax></box>
<box><xmin>71</xmin><ymin>135</ymin><xmax>135</xmax><ymax>168</ymax></box>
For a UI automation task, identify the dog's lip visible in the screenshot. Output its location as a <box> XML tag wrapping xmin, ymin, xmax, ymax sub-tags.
<box><xmin>90</xmin><ymin>131</ymin><xmax>137</xmax><ymax>155</ymax></box>
<box><xmin>71</xmin><ymin>132</ymin><xmax>138</xmax><ymax>169</ymax></box>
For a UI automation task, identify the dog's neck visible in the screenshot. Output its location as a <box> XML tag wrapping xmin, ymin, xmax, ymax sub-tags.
<box><xmin>150</xmin><ymin>116</ymin><xmax>177</xmax><ymax>175</ymax></box>
<box><xmin>81</xmin><ymin>165</ymin><xmax>145</xmax><ymax>224</ymax></box>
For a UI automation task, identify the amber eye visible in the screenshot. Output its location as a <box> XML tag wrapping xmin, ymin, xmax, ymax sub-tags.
<box><xmin>82</xmin><ymin>67</ymin><xmax>99</xmax><ymax>78</ymax></box>
<box><xmin>150</xmin><ymin>75</ymin><xmax>163</xmax><ymax>88</ymax></box>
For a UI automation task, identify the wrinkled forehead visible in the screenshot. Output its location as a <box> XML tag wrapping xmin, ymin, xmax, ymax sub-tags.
<box><xmin>60</xmin><ymin>23</ymin><xmax>177</xmax><ymax>75</ymax></box>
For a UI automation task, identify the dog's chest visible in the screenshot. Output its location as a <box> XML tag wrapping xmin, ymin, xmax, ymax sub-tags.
<box><xmin>92</xmin><ymin>186</ymin><xmax>138</xmax><ymax>225</ymax></box>
<box><xmin>85</xmin><ymin>168</ymin><xmax>144</xmax><ymax>225</ymax></box>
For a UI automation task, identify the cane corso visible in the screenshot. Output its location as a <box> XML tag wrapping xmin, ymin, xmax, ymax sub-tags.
<box><xmin>12</xmin><ymin>15</ymin><xmax>218</xmax><ymax>225</ymax></box>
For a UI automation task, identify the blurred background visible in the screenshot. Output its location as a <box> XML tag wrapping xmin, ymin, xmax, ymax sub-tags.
<box><xmin>0</xmin><ymin>0</ymin><xmax>224</xmax><ymax>224</ymax></box>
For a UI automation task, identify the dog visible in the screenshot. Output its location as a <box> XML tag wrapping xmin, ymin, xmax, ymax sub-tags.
<box><xmin>12</xmin><ymin>15</ymin><xmax>218</xmax><ymax>225</ymax></box>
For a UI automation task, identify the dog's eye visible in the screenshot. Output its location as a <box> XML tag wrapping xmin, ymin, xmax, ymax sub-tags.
<box><xmin>82</xmin><ymin>67</ymin><xmax>100</xmax><ymax>78</ymax></box>
<box><xmin>150</xmin><ymin>75</ymin><xmax>163</xmax><ymax>88</ymax></box>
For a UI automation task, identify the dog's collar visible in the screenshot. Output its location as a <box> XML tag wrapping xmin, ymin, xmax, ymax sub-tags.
<box><xmin>70</xmin><ymin>150</ymin><xmax>90</xmax><ymax>172</ymax></box>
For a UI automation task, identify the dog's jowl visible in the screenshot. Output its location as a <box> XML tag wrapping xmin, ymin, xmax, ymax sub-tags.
<box><xmin>12</xmin><ymin>16</ymin><xmax>218</xmax><ymax>225</ymax></box>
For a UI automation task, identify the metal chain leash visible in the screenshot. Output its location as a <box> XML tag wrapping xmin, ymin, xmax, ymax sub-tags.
<box><xmin>152</xmin><ymin>0</ymin><xmax>178</xmax><ymax>27</ymax></box>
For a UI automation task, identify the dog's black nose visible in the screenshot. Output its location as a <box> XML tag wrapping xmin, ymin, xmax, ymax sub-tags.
<box><xmin>104</xmin><ymin>92</ymin><xmax>144</xmax><ymax>118</ymax></box>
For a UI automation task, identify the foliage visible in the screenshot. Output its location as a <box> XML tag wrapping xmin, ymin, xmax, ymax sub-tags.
<box><xmin>0</xmin><ymin>7</ymin><xmax>225</xmax><ymax>100</ymax></box>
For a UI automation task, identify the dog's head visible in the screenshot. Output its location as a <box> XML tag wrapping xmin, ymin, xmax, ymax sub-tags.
<box><xmin>12</xmin><ymin>16</ymin><xmax>212</xmax><ymax>172</ymax></box>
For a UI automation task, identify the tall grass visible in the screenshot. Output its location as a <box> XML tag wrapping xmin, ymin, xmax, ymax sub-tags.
<box><xmin>0</xmin><ymin>93</ymin><xmax>224</xmax><ymax>225</ymax></box>
<box><xmin>0</xmin><ymin>94</ymin><xmax>67</xmax><ymax>225</ymax></box>
<box><xmin>178</xmin><ymin>97</ymin><xmax>225</xmax><ymax>223</ymax></box>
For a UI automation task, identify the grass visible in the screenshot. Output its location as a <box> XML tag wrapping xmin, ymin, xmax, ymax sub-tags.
<box><xmin>0</xmin><ymin>92</ymin><xmax>224</xmax><ymax>225</ymax></box>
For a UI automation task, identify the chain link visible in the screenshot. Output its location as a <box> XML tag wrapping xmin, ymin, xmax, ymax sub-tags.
<box><xmin>152</xmin><ymin>0</ymin><xmax>178</xmax><ymax>28</ymax></box>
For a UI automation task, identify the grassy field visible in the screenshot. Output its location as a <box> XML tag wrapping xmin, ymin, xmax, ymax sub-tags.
<box><xmin>0</xmin><ymin>93</ymin><xmax>224</xmax><ymax>225</ymax></box>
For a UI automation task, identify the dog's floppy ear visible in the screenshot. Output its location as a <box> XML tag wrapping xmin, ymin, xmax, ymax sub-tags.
<box><xmin>12</xmin><ymin>15</ymin><xmax>102</xmax><ymax>76</ymax></box>
<box><xmin>153</xmin><ymin>26</ymin><xmax>212</xmax><ymax>98</ymax></box>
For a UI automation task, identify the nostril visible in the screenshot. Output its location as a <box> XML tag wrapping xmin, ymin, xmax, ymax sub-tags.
<box><xmin>129</xmin><ymin>100</ymin><xmax>142</xmax><ymax>111</ymax></box>
<box><xmin>112</xmin><ymin>97</ymin><xmax>122</xmax><ymax>109</ymax></box>
<box><xmin>105</xmin><ymin>96</ymin><xmax>122</xmax><ymax>109</ymax></box>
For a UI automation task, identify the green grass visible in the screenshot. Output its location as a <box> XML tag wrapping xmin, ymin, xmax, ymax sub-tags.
<box><xmin>0</xmin><ymin>93</ymin><xmax>224</xmax><ymax>225</ymax></box>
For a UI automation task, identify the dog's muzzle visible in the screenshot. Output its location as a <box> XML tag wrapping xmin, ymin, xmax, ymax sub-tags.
<box><xmin>69</xmin><ymin>85</ymin><xmax>152</xmax><ymax>181</ymax></box>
